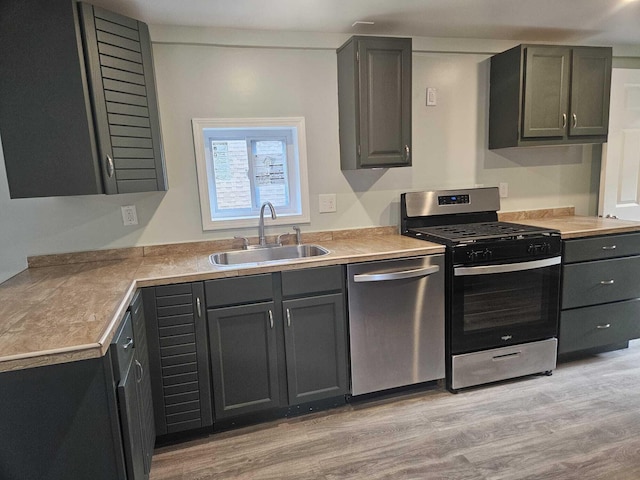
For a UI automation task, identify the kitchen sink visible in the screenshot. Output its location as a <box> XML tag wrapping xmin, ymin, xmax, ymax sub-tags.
<box><xmin>210</xmin><ymin>244</ymin><xmax>330</xmax><ymax>266</ymax></box>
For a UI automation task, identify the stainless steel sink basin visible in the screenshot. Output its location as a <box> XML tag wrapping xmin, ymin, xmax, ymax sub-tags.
<box><xmin>210</xmin><ymin>244</ymin><xmax>330</xmax><ymax>266</ymax></box>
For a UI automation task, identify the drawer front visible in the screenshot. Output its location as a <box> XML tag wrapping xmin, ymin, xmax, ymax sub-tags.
<box><xmin>205</xmin><ymin>274</ymin><xmax>273</xmax><ymax>307</ymax></box>
<box><xmin>559</xmin><ymin>299</ymin><xmax>640</xmax><ymax>354</ymax></box>
<box><xmin>562</xmin><ymin>255</ymin><xmax>640</xmax><ymax>309</ymax></box>
<box><xmin>111</xmin><ymin>311</ymin><xmax>135</xmax><ymax>381</ymax></box>
<box><xmin>451</xmin><ymin>338</ymin><xmax>557</xmax><ymax>390</ymax></box>
<box><xmin>281</xmin><ymin>266</ymin><xmax>343</xmax><ymax>297</ymax></box>
<box><xmin>564</xmin><ymin>233</ymin><xmax>640</xmax><ymax>263</ymax></box>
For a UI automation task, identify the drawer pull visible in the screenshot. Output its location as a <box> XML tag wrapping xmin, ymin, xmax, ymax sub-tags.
<box><xmin>493</xmin><ymin>351</ymin><xmax>521</xmax><ymax>360</ymax></box>
<box><xmin>600</xmin><ymin>280</ymin><xmax>615</xmax><ymax>285</ymax></box>
<box><xmin>123</xmin><ymin>337</ymin><xmax>134</xmax><ymax>350</ymax></box>
<box><xmin>597</xmin><ymin>324</ymin><xmax>611</xmax><ymax>329</ymax></box>
<box><xmin>196</xmin><ymin>297</ymin><xmax>202</xmax><ymax>318</ymax></box>
<box><xmin>601</xmin><ymin>245</ymin><xmax>617</xmax><ymax>250</ymax></box>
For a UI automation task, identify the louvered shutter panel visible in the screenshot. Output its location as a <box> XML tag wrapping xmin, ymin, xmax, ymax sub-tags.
<box><xmin>79</xmin><ymin>3</ymin><xmax>167</xmax><ymax>194</ymax></box>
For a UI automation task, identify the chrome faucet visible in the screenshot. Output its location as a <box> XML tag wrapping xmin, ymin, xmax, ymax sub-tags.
<box><xmin>258</xmin><ymin>201</ymin><xmax>277</xmax><ymax>246</ymax></box>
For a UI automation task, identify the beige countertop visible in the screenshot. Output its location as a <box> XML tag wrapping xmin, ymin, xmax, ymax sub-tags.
<box><xmin>506</xmin><ymin>215</ymin><xmax>640</xmax><ymax>239</ymax></box>
<box><xmin>2</xmin><ymin>215</ymin><xmax>640</xmax><ymax>373</ymax></box>
<box><xmin>0</xmin><ymin>230</ymin><xmax>444</xmax><ymax>372</ymax></box>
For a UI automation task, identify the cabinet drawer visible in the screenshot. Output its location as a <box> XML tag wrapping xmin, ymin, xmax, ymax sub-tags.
<box><xmin>562</xmin><ymin>255</ymin><xmax>640</xmax><ymax>309</ymax></box>
<box><xmin>205</xmin><ymin>274</ymin><xmax>273</xmax><ymax>307</ymax></box>
<box><xmin>559</xmin><ymin>299</ymin><xmax>640</xmax><ymax>354</ymax></box>
<box><xmin>563</xmin><ymin>233</ymin><xmax>640</xmax><ymax>263</ymax></box>
<box><xmin>281</xmin><ymin>266</ymin><xmax>343</xmax><ymax>297</ymax></box>
<box><xmin>451</xmin><ymin>338</ymin><xmax>557</xmax><ymax>390</ymax></box>
<box><xmin>111</xmin><ymin>312</ymin><xmax>135</xmax><ymax>381</ymax></box>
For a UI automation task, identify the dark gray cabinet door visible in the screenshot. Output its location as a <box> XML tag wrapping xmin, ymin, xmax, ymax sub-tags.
<box><xmin>79</xmin><ymin>3</ymin><xmax>166</xmax><ymax>194</ymax></box>
<box><xmin>282</xmin><ymin>293</ymin><xmax>348</xmax><ymax>405</ymax></box>
<box><xmin>522</xmin><ymin>46</ymin><xmax>570</xmax><ymax>138</ymax></box>
<box><xmin>569</xmin><ymin>47</ymin><xmax>612</xmax><ymax>137</ymax></box>
<box><xmin>143</xmin><ymin>283</ymin><xmax>213</xmax><ymax>436</ymax></box>
<box><xmin>117</xmin><ymin>359</ymin><xmax>146</xmax><ymax>480</ymax></box>
<box><xmin>130</xmin><ymin>292</ymin><xmax>154</xmax><ymax>477</ymax></box>
<box><xmin>208</xmin><ymin>302</ymin><xmax>281</xmax><ymax>419</ymax></box>
<box><xmin>337</xmin><ymin>36</ymin><xmax>412</xmax><ymax>169</ymax></box>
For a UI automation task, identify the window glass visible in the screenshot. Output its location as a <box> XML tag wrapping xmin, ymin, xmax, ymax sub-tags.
<box><xmin>192</xmin><ymin>118</ymin><xmax>309</xmax><ymax>230</ymax></box>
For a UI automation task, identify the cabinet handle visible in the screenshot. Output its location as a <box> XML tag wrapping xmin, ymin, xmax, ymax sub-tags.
<box><xmin>196</xmin><ymin>297</ymin><xmax>202</xmax><ymax>318</ymax></box>
<box><xmin>601</xmin><ymin>245</ymin><xmax>617</xmax><ymax>250</ymax></box>
<box><xmin>562</xmin><ymin>113</ymin><xmax>567</xmax><ymax>128</ymax></box>
<box><xmin>268</xmin><ymin>310</ymin><xmax>274</xmax><ymax>329</ymax></box>
<box><xmin>106</xmin><ymin>155</ymin><xmax>115</xmax><ymax>178</ymax></box>
<box><xmin>123</xmin><ymin>337</ymin><xmax>134</xmax><ymax>350</ymax></box>
<box><xmin>572</xmin><ymin>113</ymin><xmax>577</xmax><ymax>128</ymax></box>
<box><xmin>286</xmin><ymin>308</ymin><xmax>291</xmax><ymax>327</ymax></box>
<box><xmin>596</xmin><ymin>324</ymin><xmax>611</xmax><ymax>329</ymax></box>
<box><xmin>600</xmin><ymin>280</ymin><xmax>615</xmax><ymax>285</ymax></box>
<box><xmin>135</xmin><ymin>359</ymin><xmax>143</xmax><ymax>383</ymax></box>
<box><xmin>404</xmin><ymin>145</ymin><xmax>410</xmax><ymax>161</ymax></box>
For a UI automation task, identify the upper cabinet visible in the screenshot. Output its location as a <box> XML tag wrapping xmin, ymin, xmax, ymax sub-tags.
<box><xmin>337</xmin><ymin>36</ymin><xmax>412</xmax><ymax>169</ymax></box>
<box><xmin>489</xmin><ymin>44</ymin><xmax>612</xmax><ymax>149</ymax></box>
<box><xmin>0</xmin><ymin>0</ymin><xmax>167</xmax><ymax>198</ymax></box>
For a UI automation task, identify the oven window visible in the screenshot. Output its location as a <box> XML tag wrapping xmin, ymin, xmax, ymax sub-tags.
<box><xmin>459</xmin><ymin>269</ymin><xmax>555</xmax><ymax>332</ymax></box>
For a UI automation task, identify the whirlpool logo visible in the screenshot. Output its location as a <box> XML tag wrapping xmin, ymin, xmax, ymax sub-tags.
<box><xmin>501</xmin><ymin>335</ymin><xmax>513</xmax><ymax>341</ymax></box>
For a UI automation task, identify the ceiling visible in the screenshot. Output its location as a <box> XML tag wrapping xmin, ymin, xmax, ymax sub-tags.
<box><xmin>92</xmin><ymin>0</ymin><xmax>640</xmax><ymax>45</ymax></box>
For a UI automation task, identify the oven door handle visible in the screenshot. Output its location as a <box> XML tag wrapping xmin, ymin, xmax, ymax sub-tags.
<box><xmin>353</xmin><ymin>265</ymin><xmax>440</xmax><ymax>282</ymax></box>
<box><xmin>454</xmin><ymin>256</ymin><xmax>561</xmax><ymax>276</ymax></box>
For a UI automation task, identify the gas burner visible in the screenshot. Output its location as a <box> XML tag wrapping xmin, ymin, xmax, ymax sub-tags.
<box><xmin>411</xmin><ymin>221</ymin><xmax>557</xmax><ymax>245</ymax></box>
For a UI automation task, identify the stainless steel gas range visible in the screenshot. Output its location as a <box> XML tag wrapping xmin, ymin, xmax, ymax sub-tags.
<box><xmin>400</xmin><ymin>187</ymin><xmax>562</xmax><ymax>392</ymax></box>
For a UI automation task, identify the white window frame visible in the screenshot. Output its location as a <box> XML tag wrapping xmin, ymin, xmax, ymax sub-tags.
<box><xmin>192</xmin><ymin>117</ymin><xmax>310</xmax><ymax>231</ymax></box>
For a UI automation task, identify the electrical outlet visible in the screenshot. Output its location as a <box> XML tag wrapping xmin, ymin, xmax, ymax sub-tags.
<box><xmin>121</xmin><ymin>205</ymin><xmax>138</xmax><ymax>226</ymax></box>
<box><xmin>319</xmin><ymin>194</ymin><xmax>337</xmax><ymax>213</ymax></box>
<box><xmin>499</xmin><ymin>183</ymin><xmax>509</xmax><ymax>198</ymax></box>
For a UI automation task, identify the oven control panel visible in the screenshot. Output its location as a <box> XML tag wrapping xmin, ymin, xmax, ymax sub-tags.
<box><xmin>454</xmin><ymin>236</ymin><xmax>562</xmax><ymax>265</ymax></box>
<box><xmin>438</xmin><ymin>194</ymin><xmax>470</xmax><ymax>205</ymax></box>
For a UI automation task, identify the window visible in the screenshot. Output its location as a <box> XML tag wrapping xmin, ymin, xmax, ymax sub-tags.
<box><xmin>192</xmin><ymin>117</ymin><xmax>310</xmax><ymax>230</ymax></box>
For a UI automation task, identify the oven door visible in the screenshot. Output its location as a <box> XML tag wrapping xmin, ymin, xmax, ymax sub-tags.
<box><xmin>451</xmin><ymin>256</ymin><xmax>561</xmax><ymax>354</ymax></box>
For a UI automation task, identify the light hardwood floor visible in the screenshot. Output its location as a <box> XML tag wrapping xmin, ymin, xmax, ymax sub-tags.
<box><xmin>150</xmin><ymin>340</ymin><xmax>640</xmax><ymax>480</ymax></box>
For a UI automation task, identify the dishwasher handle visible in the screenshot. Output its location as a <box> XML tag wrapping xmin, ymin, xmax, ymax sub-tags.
<box><xmin>353</xmin><ymin>265</ymin><xmax>440</xmax><ymax>283</ymax></box>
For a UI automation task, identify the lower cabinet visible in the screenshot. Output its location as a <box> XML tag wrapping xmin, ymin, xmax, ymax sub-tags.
<box><xmin>559</xmin><ymin>233</ymin><xmax>640</xmax><ymax>355</ymax></box>
<box><xmin>142</xmin><ymin>283</ymin><xmax>213</xmax><ymax>436</ymax></box>
<box><xmin>283</xmin><ymin>293</ymin><xmax>347</xmax><ymax>405</ymax></box>
<box><xmin>206</xmin><ymin>266</ymin><xmax>349</xmax><ymax>421</ymax></box>
<box><xmin>208</xmin><ymin>301</ymin><xmax>280</xmax><ymax>418</ymax></box>
<box><xmin>0</xmin><ymin>291</ymin><xmax>153</xmax><ymax>480</ymax></box>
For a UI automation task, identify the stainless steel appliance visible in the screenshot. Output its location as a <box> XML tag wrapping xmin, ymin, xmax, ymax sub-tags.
<box><xmin>400</xmin><ymin>187</ymin><xmax>561</xmax><ymax>391</ymax></box>
<box><xmin>347</xmin><ymin>255</ymin><xmax>445</xmax><ymax>396</ymax></box>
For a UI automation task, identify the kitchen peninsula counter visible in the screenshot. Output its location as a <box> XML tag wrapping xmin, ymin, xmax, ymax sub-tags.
<box><xmin>0</xmin><ymin>229</ymin><xmax>444</xmax><ymax>372</ymax></box>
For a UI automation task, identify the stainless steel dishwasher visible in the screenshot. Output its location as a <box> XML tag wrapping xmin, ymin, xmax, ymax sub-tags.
<box><xmin>347</xmin><ymin>254</ymin><xmax>445</xmax><ymax>396</ymax></box>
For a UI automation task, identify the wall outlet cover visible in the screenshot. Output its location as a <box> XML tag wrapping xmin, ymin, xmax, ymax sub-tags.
<box><xmin>121</xmin><ymin>205</ymin><xmax>139</xmax><ymax>226</ymax></box>
<box><xmin>319</xmin><ymin>194</ymin><xmax>337</xmax><ymax>213</ymax></box>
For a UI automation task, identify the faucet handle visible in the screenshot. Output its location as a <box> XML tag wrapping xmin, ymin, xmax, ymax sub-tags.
<box><xmin>276</xmin><ymin>233</ymin><xmax>289</xmax><ymax>246</ymax></box>
<box><xmin>234</xmin><ymin>236</ymin><xmax>250</xmax><ymax>249</ymax></box>
<box><xmin>292</xmin><ymin>225</ymin><xmax>302</xmax><ymax>245</ymax></box>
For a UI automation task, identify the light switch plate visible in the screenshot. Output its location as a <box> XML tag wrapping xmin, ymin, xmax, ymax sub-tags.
<box><xmin>499</xmin><ymin>183</ymin><xmax>509</xmax><ymax>198</ymax></box>
<box><xmin>427</xmin><ymin>87</ymin><xmax>437</xmax><ymax>106</ymax></box>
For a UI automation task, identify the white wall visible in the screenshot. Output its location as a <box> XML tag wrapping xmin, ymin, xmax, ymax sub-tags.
<box><xmin>0</xmin><ymin>29</ymin><xmax>611</xmax><ymax>282</ymax></box>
